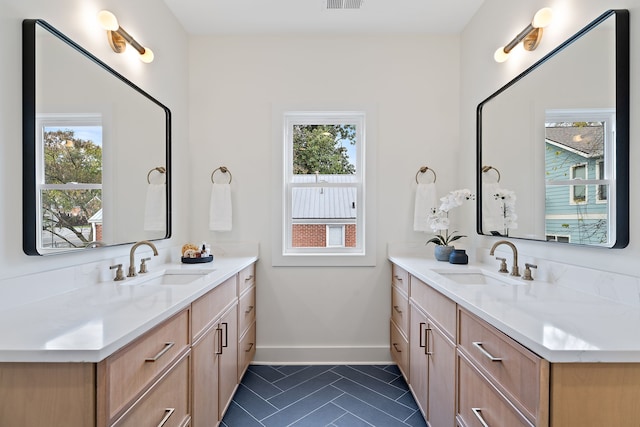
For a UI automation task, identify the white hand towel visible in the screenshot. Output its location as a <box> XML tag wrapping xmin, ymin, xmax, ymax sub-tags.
<box><xmin>209</xmin><ymin>183</ymin><xmax>232</xmax><ymax>231</ymax></box>
<box><xmin>482</xmin><ymin>182</ymin><xmax>504</xmax><ymax>232</ymax></box>
<box><xmin>144</xmin><ymin>183</ymin><xmax>166</xmax><ymax>231</ymax></box>
<box><xmin>413</xmin><ymin>183</ymin><xmax>438</xmax><ymax>232</ymax></box>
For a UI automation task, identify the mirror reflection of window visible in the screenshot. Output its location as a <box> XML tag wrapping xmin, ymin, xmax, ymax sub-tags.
<box><xmin>544</xmin><ymin>110</ymin><xmax>612</xmax><ymax>246</ymax></box>
<box><xmin>37</xmin><ymin>115</ymin><xmax>103</xmax><ymax>250</ymax></box>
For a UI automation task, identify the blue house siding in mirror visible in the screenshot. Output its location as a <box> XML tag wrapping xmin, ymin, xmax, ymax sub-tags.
<box><xmin>22</xmin><ymin>19</ymin><xmax>172</xmax><ymax>255</ymax></box>
<box><xmin>476</xmin><ymin>9</ymin><xmax>629</xmax><ymax>248</ymax></box>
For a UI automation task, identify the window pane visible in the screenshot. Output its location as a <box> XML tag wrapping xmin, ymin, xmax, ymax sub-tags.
<box><xmin>43</xmin><ymin>126</ymin><xmax>103</xmax><ymax>184</ymax></box>
<box><xmin>292</xmin><ymin>124</ymin><xmax>356</xmax><ymax>175</ymax></box>
<box><xmin>41</xmin><ymin>189</ymin><xmax>102</xmax><ymax>248</ymax></box>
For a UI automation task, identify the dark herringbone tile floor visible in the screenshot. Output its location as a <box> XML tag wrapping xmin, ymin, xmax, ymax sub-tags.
<box><xmin>221</xmin><ymin>365</ymin><xmax>427</xmax><ymax>427</ymax></box>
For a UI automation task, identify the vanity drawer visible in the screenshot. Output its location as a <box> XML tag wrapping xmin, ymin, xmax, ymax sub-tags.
<box><xmin>101</xmin><ymin>309</ymin><xmax>190</xmax><ymax>423</ymax></box>
<box><xmin>192</xmin><ymin>276</ymin><xmax>236</xmax><ymax>340</ymax></box>
<box><xmin>238</xmin><ymin>264</ymin><xmax>256</xmax><ymax>295</ymax></box>
<box><xmin>112</xmin><ymin>352</ymin><xmax>190</xmax><ymax>427</ymax></box>
<box><xmin>238</xmin><ymin>285</ymin><xmax>256</xmax><ymax>335</ymax></box>
<box><xmin>390</xmin><ymin>319</ymin><xmax>409</xmax><ymax>379</ymax></box>
<box><xmin>458</xmin><ymin>308</ymin><xmax>547</xmax><ymax>424</ymax></box>
<box><xmin>238</xmin><ymin>320</ymin><xmax>256</xmax><ymax>380</ymax></box>
<box><xmin>410</xmin><ymin>276</ymin><xmax>456</xmax><ymax>339</ymax></box>
<box><xmin>457</xmin><ymin>352</ymin><xmax>533</xmax><ymax>427</ymax></box>
<box><xmin>391</xmin><ymin>286</ymin><xmax>409</xmax><ymax>336</ymax></box>
<box><xmin>392</xmin><ymin>264</ymin><xmax>409</xmax><ymax>294</ymax></box>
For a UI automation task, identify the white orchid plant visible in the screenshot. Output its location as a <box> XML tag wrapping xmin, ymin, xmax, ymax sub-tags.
<box><xmin>426</xmin><ymin>188</ymin><xmax>475</xmax><ymax>246</ymax></box>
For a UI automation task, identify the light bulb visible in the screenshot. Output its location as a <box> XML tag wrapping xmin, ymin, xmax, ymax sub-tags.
<box><xmin>98</xmin><ymin>10</ymin><xmax>119</xmax><ymax>31</ymax></box>
<box><xmin>532</xmin><ymin>7</ymin><xmax>553</xmax><ymax>28</ymax></box>
<box><xmin>494</xmin><ymin>47</ymin><xmax>510</xmax><ymax>63</ymax></box>
<box><xmin>139</xmin><ymin>47</ymin><xmax>154</xmax><ymax>63</ymax></box>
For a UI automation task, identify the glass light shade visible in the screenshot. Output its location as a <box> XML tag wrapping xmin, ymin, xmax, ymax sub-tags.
<box><xmin>494</xmin><ymin>47</ymin><xmax>510</xmax><ymax>63</ymax></box>
<box><xmin>139</xmin><ymin>47</ymin><xmax>154</xmax><ymax>63</ymax></box>
<box><xmin>532</xmin><ymin>7</ymin><xmax>553</xmax><ymax>28</ymax></box>
<box><xmin>98</xmin><ymin>10</ymin><xmax>119</xmax><ymax>31</ymax></box>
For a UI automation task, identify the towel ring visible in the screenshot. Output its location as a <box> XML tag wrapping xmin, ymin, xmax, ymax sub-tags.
<box><xmin>481</xmin><ymin>165</ymin><xmax>501</xmax><ymax>183</ymax></box>
<box><xmin>147</xmin><ymin>167</ymin><xmax>166</xmax><ymax>184</ymax></box>
<box><xmin>211</xmin><ymin>166</ymin><xmax>232</xmax><ymax>184</ymax></box>
<box><xmin>415</xmin><ymin>166</ymin><xmax>437</xmax><ymax>184</ymax></box>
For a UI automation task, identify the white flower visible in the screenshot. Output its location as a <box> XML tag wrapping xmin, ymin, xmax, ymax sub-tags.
<box><xmin>438</xmin><ymin>188</ymin><xmax>475</xmax><ymax>212</ymax></box>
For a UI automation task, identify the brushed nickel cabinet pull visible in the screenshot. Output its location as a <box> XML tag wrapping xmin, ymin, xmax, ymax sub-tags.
<box><xmin>472</xmin><ymin>408</ymin><xmax>491</xmax><ymax>427</ymax></box>
<box><xmin>245</xmin><ymin>275</ymin><xmax>254</xmax><ymax>281</ymax></box>
<box><xmin>245</xmin><ymin>305</ymin><xmax>255</xmax><ymax>314</ymax></box>
<box><xmin>245</xmin><ymin>342</ymin><xmax>254</xmax><ymax>352</ymax></box>
<box><xmin>145</xmin><ymin>342</ymin><xmax>175</xmax><ymax>362</ymax></box>
<box><xmin>394</xmin><ymin>275</ymin><xmax>403</xmax><ymax>281</ymax></box>
<box><xmin>472</xmin><ymin>341</ymin><xmax>503</xmax><ymax>362</ymax></box>
<box><xmin>393</xmin><ymin>343</ymin><xmax>402</xmax><ymax>353</ymax></box>
<box><xmin>157</xmin><ymin>408</ymin><xmax>175</xmax><ymax>427</ymax></box>
<box><xmin>425</xmin><ymin>327</ymin><xmax>433</xmax><ymax>356</ymax></box>
<box><xmin>215</xmin><ymin>327</ymin><xmax>223</xmax><ymax>355</ymax></box>
<box><xmin>393</xmin><ymin>305</ymin><xmax>403</xmax><ymax>314</ymax></box>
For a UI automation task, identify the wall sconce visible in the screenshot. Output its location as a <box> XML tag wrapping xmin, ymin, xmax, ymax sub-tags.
<box><xmin>97</xmin><ymin>10</ymin><xmax>154</xmax><ymax>63</ymax></box>
<box><xmin>494</xmin><ymin>7</ymin><xmax>553</xmax><ymax>63</ymax></box>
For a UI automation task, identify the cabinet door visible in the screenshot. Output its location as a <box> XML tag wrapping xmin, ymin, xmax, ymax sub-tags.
<box><xmin>409</xmin><ymin>304</ymin><xmax>428</xmax><ymax>416</ymax></box>
<box><xmin>427</xmin><ymin>321</ymin><xmax>456</xmax><ymax>427</ymax></box>
<box><xmin>218</xmin><ymin>304</ymin><xmax>238</xmax><ymax>420</ymax></box>
<box><xmin>192</xmin><ymin>325</ymin><xmax>220</xmax><ymax>427</ymax></box>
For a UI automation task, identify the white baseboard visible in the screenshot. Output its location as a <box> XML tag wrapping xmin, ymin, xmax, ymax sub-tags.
<box><xmin>253</xmin><ymin>345</ymin><xmax>392</xmax><ymax>365</ymax></box>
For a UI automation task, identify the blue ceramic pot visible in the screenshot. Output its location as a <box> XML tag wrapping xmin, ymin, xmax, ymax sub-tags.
<box><xmin>434</xmin><ymin>245</ymin><xmax>454</xmax><ymax>262</ymax></box>
<box><xmin>449</xmin><ymin>249</ymin><xmax>469</xmax><ymax>264</ymax></box>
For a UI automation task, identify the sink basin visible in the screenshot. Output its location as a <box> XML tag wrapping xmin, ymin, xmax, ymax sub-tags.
<box><xmin>432</xmin><ymin>269</ymin><xmax>524</xmax><ymax>286</ymax></box>
<box><xmin>120</xmin><ymin>269</ymin><xmax>212</xmax><ymax>286</ymax></box>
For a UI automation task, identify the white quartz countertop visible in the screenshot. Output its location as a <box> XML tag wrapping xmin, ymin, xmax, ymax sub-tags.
<box><xmin>389</xmin><ymin>254</ymin><xmax>640</xmax><ymax>363</ymax></box>
<box><xmin>0</xmin><ymin>256</ymin><xmax>257</xmax><ymax>363</ymax></box>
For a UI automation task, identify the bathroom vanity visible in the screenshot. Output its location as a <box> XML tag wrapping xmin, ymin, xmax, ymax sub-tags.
<box><xmin>0</xmin><ymin>256</ymin><xmax>257</xmax><ymax>427</ymax></box>
<box><xmin>389</xmin><ymin>254</ymin><xmax>640</xmax><ymax>427</ymax></box>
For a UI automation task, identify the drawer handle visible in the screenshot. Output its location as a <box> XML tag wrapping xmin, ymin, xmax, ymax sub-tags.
<box><xmin>393</xmin><ymin>305</ymin><xmax>403</xmax><ymax>315</ymax></box>
<box><xmin>215</xmin><ymin>327</ymin><xmax>223</xmax><ymax>355</ymax></box>
<box><xmin>245</xmin><ymin>305</ymin><xmax>255</xmax><ymax>314</ymax></box>
<box><xmin>222</xmin><ymin>322</ymin><xmax>229</xmax><ymax>348</ymax></box>
<box><xmin>393</xmin><ymin>343</ymin><xmax>402</xmax><ymax>353</ymax></box>
<box><xmin>394</xmin><ymin>275</ymin><xmax>403</xmax><ymax>282</ymax></box>
<box><xmin>472</xmin><ymin>408</ymin><xmax>491</xmax><ymax>427</ymax></box>
<box><xmin>245</xmin><ymin>274</ymin><xmax>254</xmax><ymax>281</ymax></box>
<box><xmin>157</xmin><ymin>408</ymin><xmax>175</xmax><ymax>427</ymax></box>
<box><xmin>425</xmin><ymin>327</ymin><xmax>433</xmax><ymax>356</ymax></box>
<box><xmin>245</xmin><ymin>342</ymin><xmax>254</xmax><ymax>352</ymax></box>
<box><xmin>145</xmin><ymin>342</ymin><xmax>175</xmax><ymax>362</ymax></box>
<box><xmin>418</xmin><ymin>322</ymin><xmax>426</xmax><ymax>348</ymax></box>
<box><xmin>472</xmin><ymin>341</ymin><xmax>503</xmax><ymax>362</ymax></box>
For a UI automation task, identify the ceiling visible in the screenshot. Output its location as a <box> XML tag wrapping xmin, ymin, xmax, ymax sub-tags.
<box><xmin>163</xmin><ymin>0</ymin><xmax>485</xmax><ymax>35</ymax></box>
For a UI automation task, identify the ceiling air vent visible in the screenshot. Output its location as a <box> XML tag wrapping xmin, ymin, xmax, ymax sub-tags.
<box><xmin>326</xmin><ymin>0</ymin><xmax>364</xmax><ymax>10</ymax></box>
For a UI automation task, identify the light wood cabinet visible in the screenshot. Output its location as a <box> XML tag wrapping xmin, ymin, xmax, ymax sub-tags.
<box><xmin>0</xmin><ymin>261</ymin><xmax>257</xmax><ymax>427</ymax></box>
<box><xmin>390</xmin><ymin>265</ymin><xmax>410</xmax><ymax>379</ymax></box>
<box><xmin>391</xmin><ymin>262</ymin><xmax>640</xmax><ymax>427</ymax></box>
<box><xmin>112</xmin><ymin>352</ymin><xmax>191</xmax><ymax>427</ymax></box>
<box><xmin>409</xmin><ymin>277</ymin><xmax>456</xmax><ymax>427</ymax></box>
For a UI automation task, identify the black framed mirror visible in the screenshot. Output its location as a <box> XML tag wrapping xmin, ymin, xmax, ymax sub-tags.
<box><xmin>477</xmin><ymin>9</ymin><xmax>629</xmax><ymax>248</ymax></box>
<box><xmin>23</xmin><ymin>19</ymin><xmax>172</xmax><ymax>255</ymax></box>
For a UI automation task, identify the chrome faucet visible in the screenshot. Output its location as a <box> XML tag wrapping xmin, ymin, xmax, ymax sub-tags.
<box><xmin>489</xmin><ymin>240</ymin><xmax>519</xmax><ymax>276</ymax></box>
<box><xmin>128</xmin><ymin>240</ymin><xmax>158</xmax><ymax>277</ymax></box>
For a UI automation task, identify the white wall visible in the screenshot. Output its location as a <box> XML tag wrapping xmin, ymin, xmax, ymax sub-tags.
<box><xmin>461</xmin><ymin>1</ymin><xmax>640</xmax><ymax>272</ymax></box>
<box><xmin>188</xmin><ymin>34</ymin><xmax>461</xmax><ymax>362</ymax></box>
<box><xmin>0</xmin><ymin>0</ymin><xmax>189</xmax><ymax>279</ymax></box>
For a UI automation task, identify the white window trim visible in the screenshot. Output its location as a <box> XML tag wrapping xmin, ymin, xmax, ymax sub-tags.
<box><xmin>271</xmin><ymin>104</ymin><xmax>377</xmax><ymax>267</ymax></box>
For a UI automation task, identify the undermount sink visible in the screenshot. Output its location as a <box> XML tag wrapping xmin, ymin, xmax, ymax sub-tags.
<box><xmin>432</xmin><ymin>269</ymin><xmax>524</xmax><ymax>286</ymax></box>
<box><xmin>120</xmin><ymin>269</ymin><xmax>212</xmax><ymax>286</ymax></box>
